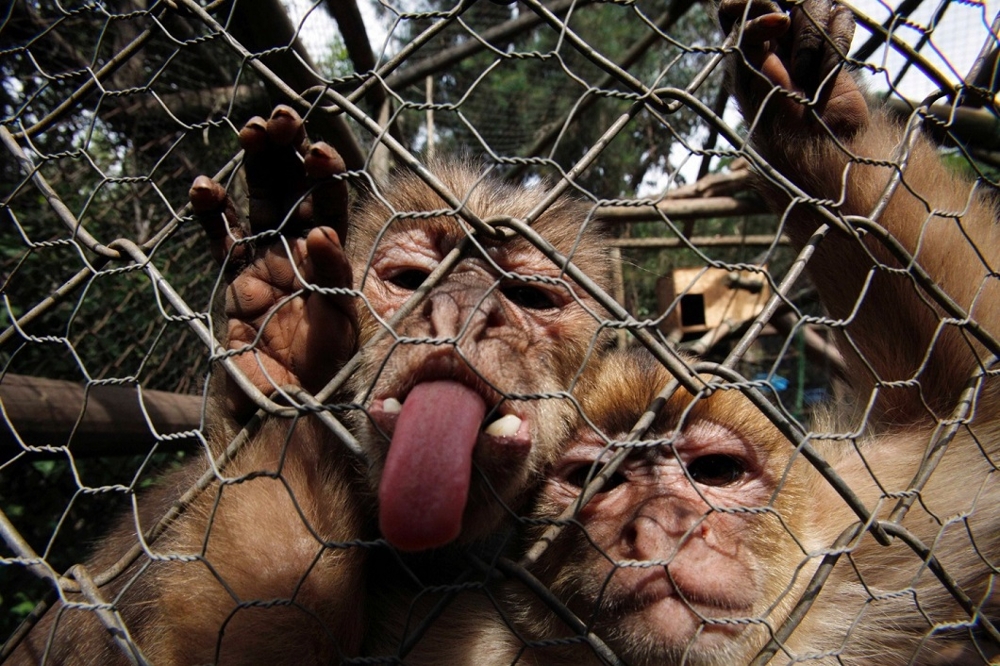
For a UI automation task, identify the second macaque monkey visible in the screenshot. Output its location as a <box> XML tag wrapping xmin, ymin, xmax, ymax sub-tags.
<box><xmin>8</xmin><ymin>108</ymin><xmax>611</xmax><ymax>664</ymax></box>
<box><xmin>368</xmin><ymin>0</ymin><xmax>1000</xmax><ymax>663</ymax></box>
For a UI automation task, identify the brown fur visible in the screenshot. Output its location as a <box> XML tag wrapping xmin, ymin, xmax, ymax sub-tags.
<box><xmin>11</xmin><ymin>416</ymin><xmax>369</xmax><ymax>665</ymax></box>
<box><xmin>347</xmin><ymin>161</ymin><xmax>611</xmax><ymax>540</ymax></box>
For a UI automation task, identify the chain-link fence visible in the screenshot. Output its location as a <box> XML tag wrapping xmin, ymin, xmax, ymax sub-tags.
<box><xmin>2</xmin><ymin>0</ymin><xmax>1000</xmax><ymax>663</ymax></box>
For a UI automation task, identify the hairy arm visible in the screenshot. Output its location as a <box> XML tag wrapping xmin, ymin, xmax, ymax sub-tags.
<box><xmin>722</xmin><ymin>0</ymin><xmax>1000</xmax><ymax>424</ymax></box>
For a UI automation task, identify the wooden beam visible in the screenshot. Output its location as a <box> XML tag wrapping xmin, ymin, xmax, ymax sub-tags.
<box><xmin>595</xmin><ymin>196</ymin><xmax>766</xmax><ymax>223</ymax></box>
<box><xmin>1</xmin><ymin>375</ymin><xmax>202</xmax><ymax>458</ymax></box>
<box><xmin>611</xmin><ymin>234</ymin><xmax>788</xmax><ymax>249</ymax></box>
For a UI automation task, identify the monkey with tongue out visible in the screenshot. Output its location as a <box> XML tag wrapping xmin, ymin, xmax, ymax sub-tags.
<box><xmin>8</xmin><ymin>106</ymin><xmax>612</xmax><ymax>665</ymax></box>
<box><xmin>187</xmin><ymin>108</ymin><xmax>613</xmax><ymax>653</ymax></box>
<box><xmin>186</xmin><ymin>110</ymin><xmax>611</xmax><ymax>561</ymax></box>
<box><xmin>346</xmin><ymin>155</ymin><xmax>612</xmax><ymax>553</ymax></box>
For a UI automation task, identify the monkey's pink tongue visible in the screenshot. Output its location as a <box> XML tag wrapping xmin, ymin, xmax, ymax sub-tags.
<box><xmin>379</xmin><ymin>381</ymin><xmax>486</xmax><ymax>552</ymax></box>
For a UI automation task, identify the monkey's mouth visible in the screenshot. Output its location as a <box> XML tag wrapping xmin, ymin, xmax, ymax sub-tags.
<box><xmin>616</xmin><ymin>567</ymin><xmax>754</xmax><ymax>618</ymax></box>
<box><xmin>368</xmin><ymin>354</ymin><xmax>533</xmax><ymax>449</ymax></box>
<box><xmin>370</xmin><ymin>396</ymin><xmax>530</xmax><ymax>443</ymax></box>
<box><xmin>368</xmin><ymin>363</ymin><xmax>532</xmax><ymax>553</ymax></box>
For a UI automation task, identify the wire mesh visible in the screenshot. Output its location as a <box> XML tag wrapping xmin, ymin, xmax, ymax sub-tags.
<box><xmin>2</xmin><ymin>0</ymin><xmax>1000</xmax><ymax>663</ymax></box>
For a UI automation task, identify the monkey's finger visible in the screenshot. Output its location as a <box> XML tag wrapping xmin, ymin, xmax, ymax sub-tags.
<box><xmin>239</xmin><ymin>107</ymin><xmax>309</xmax><ymax>233</ymax></box>
<box><xmin>303</xmin><ymin>226</ymin><xmax>358</xmax><ymax>361</ymax></box>
<box><xmin>788</xmin><ymin>0</ymin><xmax>833</xmax><ymax>95</ymax></box>
<box><xmin>237</xmin><ymin>116</ymin><xmax>269</xmax><ymax>154</ymax></box>
<box><xmin>189</xmin><ymin>175</ymin><xmax>228</xmax><ymax>222</ymax></box>
<box><xmin>718</xmin><ymin>0</ymin><xmax>790</xmax><ymax>99</ymax></box>
<box><xmin>757</xmin><ymin>50</ymin><xmax>797</xmax><ymax>97</ymax></box>
<box><xmin>238</xmin><ymin>106</ymin><xmax>309</xmax><ymax>153</ymax></box>
<box><xmin>813</xmin><ymin>6</ymin><xmax>866</xmax><ymax>137</ymax></box>
<box><xmin>822</xmin><ymin>5</ymin><xmax>856</xmax><ymax>74</ymax></box>
<box><xmin>736</xmin><ymin>12</ymin><xmax>790</xmax><ymax>76</ymax></box>
<box><xmin>718</xmin><ymin>0</ymin><xmax>784</xmax><ymax>39</ymax></box>
<box><xmin>266</xmin><ymin>105</ymin><xmax>308</xmax><ymax>149</ymax></box>
<box><xmin>741</xmin><ymin>12</ymin><xmax>790</xmax><ymax>46</ymax></box>
<box><xmin>302</xmin><ymin>142</ymin><xmax>350</xmax><ymax>246</ymax></box>
<box><xmin>189</xmin><ymin>175</ymin><xmax>249</xmax><ymax>266</ymax></box>
<box><xmin>304</xmin><ymin>226</ymin><xmax>353</xmax><ymax>292</ymax></box>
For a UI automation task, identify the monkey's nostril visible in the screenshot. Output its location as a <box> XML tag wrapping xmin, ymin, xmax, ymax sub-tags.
<box><xmin>623</xmin><ymin>522</ymin><xmax>641</xmax><ymax>554</ymax></box>
<box><xmin>485</xmin><ymin>306</ymin><xmax>505</xmax><ymax>329</ymax></box>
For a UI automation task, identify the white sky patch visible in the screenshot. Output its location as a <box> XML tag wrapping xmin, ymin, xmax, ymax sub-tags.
<box><xmin>285</xmin><ymin>0</ymin><xmax>997</xmax><ymax>95</ymax></box>
<box><xmin>849</xmin><ymin>0</ymin><xmax>1000</xmax><ymax>100</ymax></box>
<box><xmin>681</xmin><ymin>0</ymin><xmax>1000</xmax><ymax>189</ymax></box>
<box><xmin>282</xmin><ymin>0</ymin><xmax>392</xmax><ymax>68</ymax></box>
<box><xmin>282</xmin><ymin>0</ymin><xmax>335</xmax><ymax>62</ymax></box>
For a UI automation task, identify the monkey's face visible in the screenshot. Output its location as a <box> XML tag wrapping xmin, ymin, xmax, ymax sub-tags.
<box><xmin>347</xmin><ymin>172</ymin><xmax>608</xmax><ymax>553</ymax></box>
<box><xmin>534</xmin><ymin>363</ymin><xmax>810</xmax><ymax>665</ymax></box>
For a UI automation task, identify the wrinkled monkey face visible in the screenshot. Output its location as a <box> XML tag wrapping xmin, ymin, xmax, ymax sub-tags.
<box><xmin>350</xmin><ymin>183</ymin><xmax>608</xmax><ymax>552</ymax></box>
<box><xmin>536</xmin><ymin>380</ymin><xmax>808</xmax><ymax>666</ymax></box>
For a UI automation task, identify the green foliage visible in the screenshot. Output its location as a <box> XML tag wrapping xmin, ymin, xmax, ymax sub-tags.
<box><xmin>0</xmin><ymin>451</ymin><xmax>187</xmax><ymax>633</ymax></box>
<box><xmin>386</xmin><ymin>0</ymin><xmax>723</xmax><ymax>197</ymax></box>
<box><xmin>0</xmin><ymin>0</ymin><xmax>247</xmax><ymax>634</ymax></box>
<box><xmin>941</xmin><ymin>148</ymin><xmax>1000</xmax><ymax>184</ymax></box>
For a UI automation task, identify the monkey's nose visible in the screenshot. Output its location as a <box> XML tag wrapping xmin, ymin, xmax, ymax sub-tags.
<box><xmin>423</xmin><ymin>291</ymin><xmax>462</xmax><ymax>338</ymax></box>
<box><xmin>623</xmin><ymin>515</ymin><xmax>676</xmax><ymax>560</ymax></box>
<box><xmin>423</xmin><ymin>289</ymin><xmax>504</xmax><ymax>341</ymax></box>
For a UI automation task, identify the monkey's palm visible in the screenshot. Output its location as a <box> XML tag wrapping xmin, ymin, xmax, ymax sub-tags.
<box><xmin>225</xmin><ymin>233</ymin><xmax>353</xmax><ymax>396</ymax></box>
<box><xmin>191</xmin><ymin>106</ymin><xmax>356</xmax><ymax>419</ymax></box>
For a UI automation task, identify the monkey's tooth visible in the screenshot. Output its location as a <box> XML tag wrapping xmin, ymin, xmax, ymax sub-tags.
<box><xmin>484</xmin><ymin>414</ymin><xmax>522</xmax><ymax>437</ymax></box>
<box><xmin>383</xmin><ymin>397</ymin><xmax>402</xmax><ymax>414</ymax></box>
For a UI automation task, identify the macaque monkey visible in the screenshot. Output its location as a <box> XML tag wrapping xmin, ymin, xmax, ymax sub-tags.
<box><xmin>368</xmin><ymin>0</ymin><xmax>1000</xmax><ymax>663</ymax></box>
<box><xmin>7</xmin><ymin>107</ymin><xmax>611</xmax><ymax>664</ymax></box>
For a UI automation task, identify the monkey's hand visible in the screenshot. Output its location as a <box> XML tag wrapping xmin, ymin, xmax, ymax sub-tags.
<box><xmin>190</xmin><ymin>106</ymin><xmax>356</xmax><ymax>420</ymax></box>
<box><xmin>719</xmin><ymin>0</ymin><xmax>868</xmax><ymax>142</ymax></box>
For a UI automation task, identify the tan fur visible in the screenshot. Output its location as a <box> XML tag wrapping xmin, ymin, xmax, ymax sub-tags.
<box><xmin>12</xmin><ymin>415</ymin><xmax>369</xmax><ymax>665</ymax></box>
<box><xmin>748</xmin><ymin>95</ymin><xmax>1000</xmax><ymax>663</ymax></box>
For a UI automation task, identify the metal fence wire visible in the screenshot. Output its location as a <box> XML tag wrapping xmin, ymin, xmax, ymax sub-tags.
<box><xmin>2</xmin><ymin>0</ymin><xmax>1000</xmax><ymax>663</ymax></box>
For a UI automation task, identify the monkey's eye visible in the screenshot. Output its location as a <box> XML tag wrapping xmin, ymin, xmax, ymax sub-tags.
<box><xmin>502</xmin><ymin>284</ymin><xmax>558</xmax><ymax>310</ymax></box>
<box><xmin>387</xmin><ymin>269</ymin><xmax>430</xmax><ymax>291</ymax></box>
<box><xmin>686</xmin><ymin>454</ymin><xmax>747</xmax><ymax>487</ymax></box>
<box><xmin>564</xmin><ymin>465</ymin><xmax>626</xmax><ymax>493</ymax></box>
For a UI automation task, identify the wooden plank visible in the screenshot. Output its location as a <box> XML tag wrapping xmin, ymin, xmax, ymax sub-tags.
<box><xmin>595</xmin><ymin>196</ymin><xmax>766</xmax><ymax>223</ymax></box>
<box><xmin>0</xmin><ymin>375</ymin><xmax>202</xmax><ymax>457</ymax></box>
<box><xmin>611</xmin><ymin>234</ymin><xmax>788</xmax><ymax>249</ymax></box>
